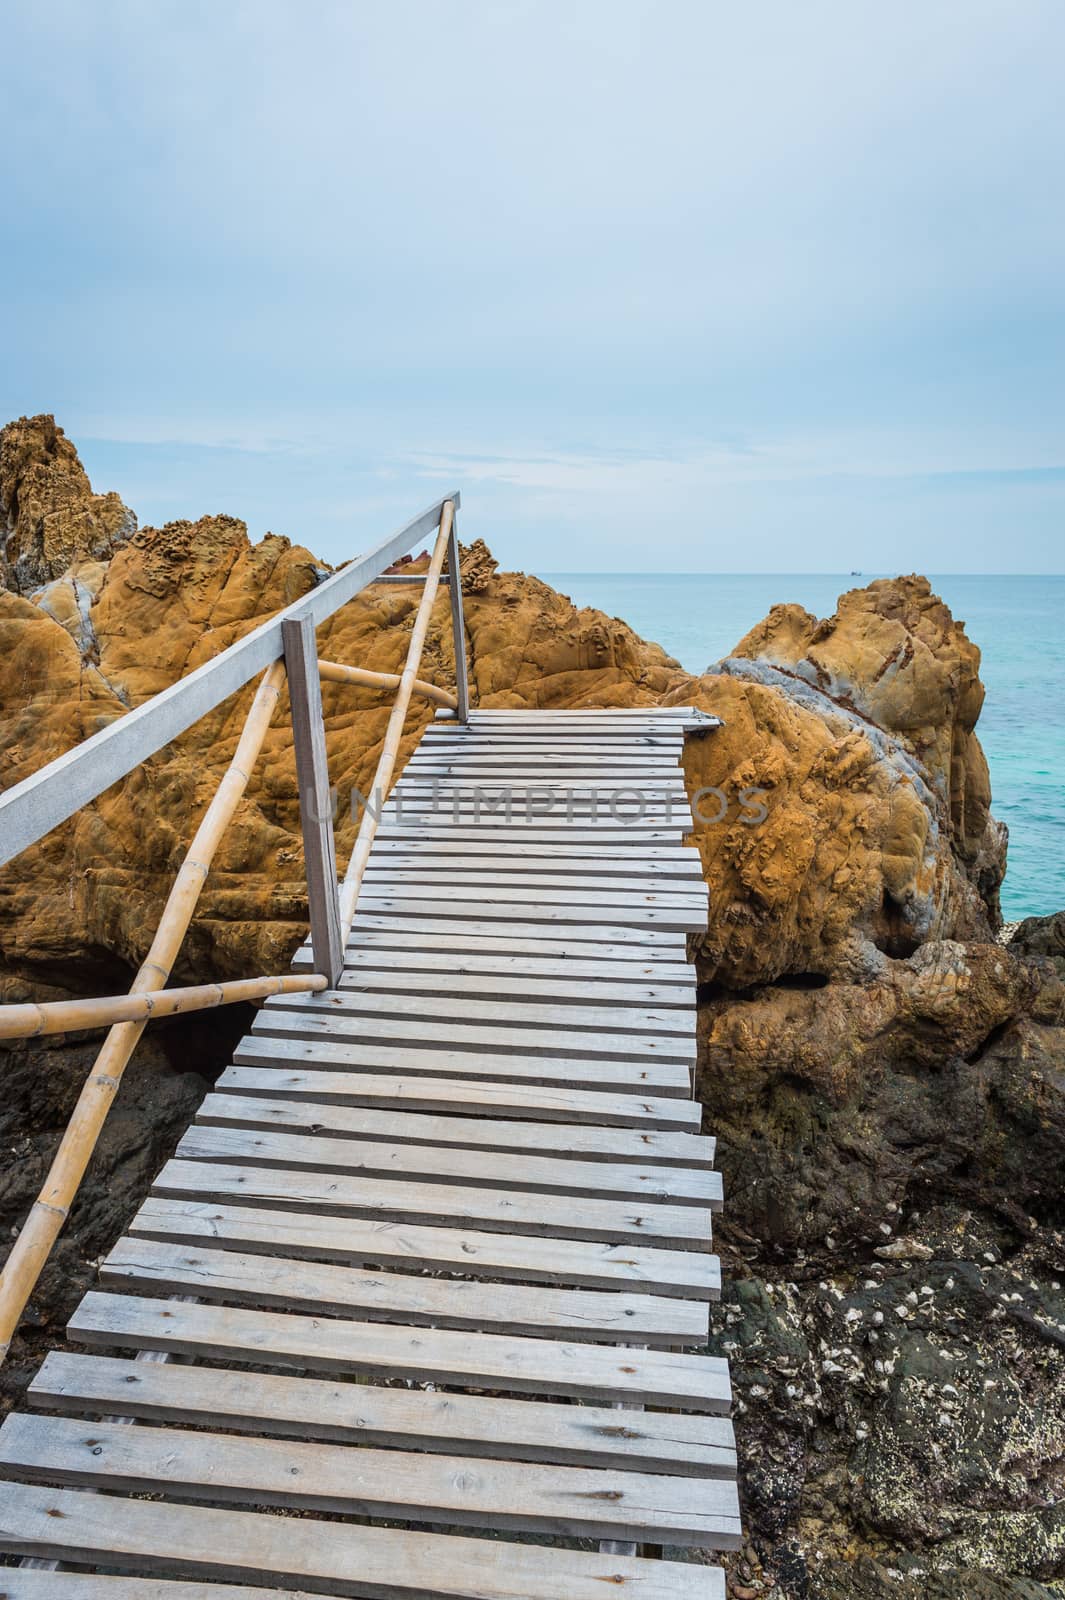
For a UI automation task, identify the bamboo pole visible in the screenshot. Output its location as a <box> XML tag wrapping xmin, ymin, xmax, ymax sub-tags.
<box><xmin>338</xmin><ymin>501</ymin><xmax>453</xmax><ymax>938</ymax></box>
<box><xmin>318</xmin><ymin>658</ymin><xmax>457</xmax><ymax>710</ymax></box>
<box><xmin>0</xmin><ymin>972</ymin><xmax>326</xmax><ymax>1041</ymax></box>
<box><xmin>0</xmin><ymin>660</ymin><xmax>287</xmax><ymax>1362</ymax></box>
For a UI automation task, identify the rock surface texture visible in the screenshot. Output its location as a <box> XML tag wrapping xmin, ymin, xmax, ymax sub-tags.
<box><xmin>1</xmin><ymin>418</ymin><xmax>1062</xmax><ymax>1599</ymax></box>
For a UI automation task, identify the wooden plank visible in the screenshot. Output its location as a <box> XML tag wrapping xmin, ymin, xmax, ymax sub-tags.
<box><xmin>244</xmin><ymin>1015</ymin><xmax>696</xmax><ymax>1080</ymax></box>
<box><xmin>362</xmin><ymin>847</ymin><xmax>706</xmax><ymax>878</ymax></box>
<box><xmin>353</xmin><ymin>896</ymin><xmax>705</xmax><ymax>933</ymax></box>
<box><xmin>217</xmin><ymin>1062</ymin><xmax>704</xmax><ymax>1129</ymax></box>
<box><xmin>461</xmin><ymin>711</ymin><xmax>702</xmax><ymax>721</ymax></box>
<box><xmin>0</xmin><ymin>491</ymin><xmax>458</xmax><ymax>869</ymax></box>
<box><xmin>420</xmin><ymin>741</ymin><xmax>685</xmax><ymax>755</ymax></box>
<box><xmin>127</xmin><ymin>1197</ymin><xmax>721</xmax><ymax>1297</ymax></box>
<box><xmin>334</xmin><ymin>967</ymin><xmax>695</xmax><ymax>1007</ymax></box>
<box><xmin>363</xmin><ymin>848</ymin><xmax>705</xmax><ymax>872</ymax></box>
<box><xmin>357</xmin><ymin>875</ymin><xmax>706</xmax><ymax>908</ymax></box>
<box><xmin>402</xmin><ymin>763</ymin><xmax>686</xmax><ymax>778</ymax></box>
<box><xmin>195</xmin><ymin>1092</ymin><xmax>716</xmax><ymax>1166</ymax></box>
<box><xmin>372</xmin><ymin>832</ymin><xmax>687</xmax><ymax>857</ymax></box>
<box><xmin>393</xmin><ymin>780</ymin><xmax>689</xmax><ymax>798</ymax></box>
<box><xmin>346</xmin><ymin>919</ymin><xmax>689</xmax><ymax>954</ymax></box>
<box><xmin>382</xmin><ymin>807</ymin><xmax>696</xmax><ymax>829</ymax></box>
<box><xmin>282</xmin><ymin>613</ymin><xmax>344</xmax><ymax>986</ymax></box>
<box><xmin>336</xmin><ymin>946</ymin><xmax>697</xmax><ymax>983</ymax></box>
<box><xmin>176</xmin><ymin>1123</ymin><xmax>720</xmax><ymax>1207</ymax></box>
<box><xmin>421</xmin><ymin>729</ymin><xmax>684</xmax><ymax>741</ymax></box>
<box><xmin>68</xmin><ymin>1293</ymin><xmax>731</xmax><ymax>1409</ymax></box>
<box><xmin>361</xmin><ymin>851</ymin><xmax>703</xmax><ymax>874</ymax></box>
<box><xmin>407</xmin><ymin>742</ymin><xmax>685</xmax><ymax>755</ymax></box>
<box><xmin>0</xmin><ymin>1576</ymin><xmax>322</xmax><ymax>1600</ymax></box>
<box><xmin>286</xmin><ymin>934</ymin><xmax>687</xmax><ymax>966</ymax></box>
<box><xmin>99</xmin><ymin>1236</ymin><xmax>710</xmax><ymax>1344</ymax></box>
<box><xmin>0</xmin><ymin>1413</ymin><xmax>741</xmax><ymax>1547</ymax></box>
<box><xmin>381</xmin><ymin>802</ymin><xmax>693</xmax><ymax>823</ymax></box>
<box><xmin>264</xmin><ymin>988</ymin><xmax>697</xmax><ymax>1038</ymax></box>
<box><xmin>149</xmin><ymin>1160</ymin><xmax>712</xmax><ymax>1248</ymax></box>
<box><xmin>0</xmin><ymin>1482</ymin><xmax>727</xmax><ymax>1598</ymax></box>
<box><xmin>368</xmin><ymin>836</ymin><xmax>702</xmax><ymax>858</ymax></box>
<box><xmin>353</xmin><ymin>888</ymin><xmax>705</xmax><ymax>921</ymax></box>
<box><xmin>391</xmin><ymin>780</ymin><xmax>690</xmax><ymax>798</ymax></box>
<box><xmin>30</xmin><ymin>1350</ymin><xmax>737</xmax><ymax>1475</ymax></box>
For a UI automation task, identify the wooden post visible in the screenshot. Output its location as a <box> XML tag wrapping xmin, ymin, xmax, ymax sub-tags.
<box><xmin>283</xmin><ymin>615</ymin><xmax>344</xmax><ymax>988</ymax></box>
<box><xmin>447</xmin><ymin>506</ymin><xmax>470</xmax><ymax>724</ymax></box>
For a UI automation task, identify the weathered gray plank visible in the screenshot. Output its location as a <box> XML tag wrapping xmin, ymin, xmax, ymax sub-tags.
<box><xmin>291</xmin><ymin>934</ymin><xmax>692</xmax><ymax>971</ymax></box>
<box><xmin>128</xmin><ymin>1197</ymin><xmax>721</xmax><ymax>1297</ymax></box>
<box><xmin>30</xmin><ymin>1350</ymin><xmax>737</xmax><ymax>1475</ymax></box>
<box><xmin>264</xmin><ymin>987</ymin><xmax>696</xmax><ymax>1038</ymax></box>
<box><xmin>99</xmin><ymin>1236</ymin><xmax>709</xmax><ymax>1344</ymax></box>
<box><xmin>335</xmin><ymin>940</ymin><xmax>694</xmax><ymax>979</ymax></box>
<box><xmin>346</xmin><ymin>919</ymin><xmax>688</xmax><ymax>954</ymax></box>
<box><xmin>68</xmin><ymin>1293</ymin><xmax>732</xmax><ymax>1409</ymax></box>
<box><xmin>362</xmin><ymin>858</ymin><xmax>703</xmax><ymax>885</ymax></box>
<box><xmin>195</xmin><ymin>1091</ymin><xmax>715</xmax><ymax>1166</ymax></box>
<box><xmin>336</xmin><ymin>966</ymin><xmax>695</xmax><ymax>1008</ymax></box>
<box><xmin>240</xmin><ymin>1019</ymin><xmax>695</xmax><ymax>1084</ymax></box>
<box><xmin>0</xmin><ymin>1413</ymin><xmax>741</xmax><ymax>1546</ymax></box>
<box><xmin>0</xmin><ymin>1575</ymin><xmax>320</xmax><ymax>1600</ymax></box>
<box><xmin>391</xmin><ymin>781</ymin><xmax>690</xmax><ymax>800</ymax></box>
<box><xmin>380</xmin><ymin>804</ymin><xmax>694</xmax><ymax>826</ymax></box>
<box><xmin>362</xmin><ymin>845</ymin><xmax>706</xmax><ymax>878</ymax></box>
<box><xmin>217</xmin><ymin>1061</ymin><xmax>703</xmax><ymax>1128</ymax></box>
<box><xmin>149</xmin><ymin>1160</ymin><xmax>712</xmax><ymax>1248</ymax></box>
<box><xmin>176</xmin><ymin>1122</ymin><xmax>720</xmax><ymax>1206</ymax></box>
<box><xmin>370</xmin><ymin>832</ymin><xmax>687</xmax><ymax>857</ymax></box>
<box><xmin>356</xmin><ymin>878</ymin><xmax>706</xmax><ymax>911</ymax></box>
<box><xmin>0</xmin><ymin>1482</ymin><xmax>727</xmax><ymax>1597</ymax></box>
<box><xmin>354</xmin><ymin>895</ymin><xmax>704</xmax><ymax>933</ymax></box>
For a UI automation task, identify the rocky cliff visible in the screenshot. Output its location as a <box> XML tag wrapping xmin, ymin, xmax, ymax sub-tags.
<box><xmin>1</xmin><ymin>417</ymin><xmax>1062</xmax><ymax>1600</ymax></box>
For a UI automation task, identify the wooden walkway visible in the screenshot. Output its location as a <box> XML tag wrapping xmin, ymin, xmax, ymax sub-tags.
<box><xmin>0</xmin><ymin>707</ymin><xmax>738</xmax><ymax>1598</ymax></box>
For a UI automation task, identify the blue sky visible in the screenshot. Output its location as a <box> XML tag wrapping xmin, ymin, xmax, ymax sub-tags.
<box><xmin>2</xmin><ymin>0</ymin><xmax>1063</xmax><ymax>572</ymax></box>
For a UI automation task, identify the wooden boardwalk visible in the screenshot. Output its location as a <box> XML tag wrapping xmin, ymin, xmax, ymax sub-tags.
<box><xmin>0</xmin><ymin>707</ymin><xmax>738</xmax><ymax>1597</ymax></box>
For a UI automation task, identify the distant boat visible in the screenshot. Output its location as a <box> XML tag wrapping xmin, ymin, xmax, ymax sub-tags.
<box><xmin>850</xmin><ymin>569</ymin><xmax>862</xmax><ymax>575</ymax></box>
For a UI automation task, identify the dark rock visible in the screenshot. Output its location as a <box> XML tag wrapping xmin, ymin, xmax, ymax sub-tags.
<box><xmin>810</xmin><ymin>1554</ymin><xmax>1063</xmax><ymax>1599</ymax></box>
<box><xmin>1010</xmin><ymin>912</ymin><xmax>1065</xmax><ymax>979</ymax></box>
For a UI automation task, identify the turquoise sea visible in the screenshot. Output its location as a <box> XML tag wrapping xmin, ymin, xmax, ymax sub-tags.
<box><xmin>546</xmin><ymin>575</ymin><xmax>1065</xmax><ymax>922</ymax></box>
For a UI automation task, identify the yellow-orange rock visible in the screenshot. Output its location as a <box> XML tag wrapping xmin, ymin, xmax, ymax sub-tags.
<box><xmin>732</xmin><ymin>577</ymin><xmax>997</xmax><ymax>874</ymax></box>
<box><xmin>0</xmin><ymin>417</ymin><xmax>1004</xmax><ymax>1002</ymax></box>
<box><xmin>0</xmin><ymin>415</ymin><xmax>135</xmax><ymax>592</ymax></box>
<box><xmin>656</xmin><ymin>578</ymin><xmax>1006</xmax><ymax>987</ymax></box>
<box><xmin>0</xmin><ymin>425</ymin><xmax>683</xmax><ymax>986</ymax></box>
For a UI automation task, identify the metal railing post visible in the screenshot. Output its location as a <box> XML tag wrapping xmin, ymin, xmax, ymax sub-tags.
<box><xmin>282</xmin><ymin>614</ymin><xmax>344</xmax><ymax>986</ymax></box>
<box><xmin>447</xmin><ymin>507</ymin><xmax>470</xmax><ymax>723</ymax></box>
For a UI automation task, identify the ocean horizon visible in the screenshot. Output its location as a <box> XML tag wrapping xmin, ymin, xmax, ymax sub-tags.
<box><xmin>545</xmin><ymin>572</ymin><xmax>1065</xmax><ymax>922</ymax></box>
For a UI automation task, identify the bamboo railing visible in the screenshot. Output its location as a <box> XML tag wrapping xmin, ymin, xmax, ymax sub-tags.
<box><xmin>0</xmin><ymin>495</ymin><xmax>468</xmax><ymax>1362</ymax></box>
<box><xmin>318</xmin><ymin>659</ymin><xmax>457</xmax><ymax>710</ymax></box>
<box><xmin>338</xmin><ymin>500</ymin><xmax>454</xmax><ymax>936</ymax></box>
